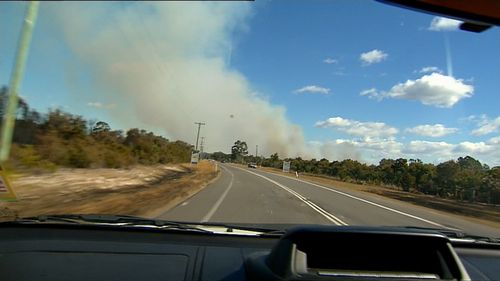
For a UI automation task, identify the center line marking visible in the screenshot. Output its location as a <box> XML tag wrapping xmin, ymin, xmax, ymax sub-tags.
<box><xmin>201</xmin><ymin>165</ymin><xmax>234</xmax><ymax>223</ymax></box>
<box><xmin>260</xmin><ymin>170</ymin><xmax>453</xmax><ymax>229</ymax></box>
<box><xmin>236</xmin><ymin>166</ymin><xmax>347</xmax><ymax>226</ymax></box>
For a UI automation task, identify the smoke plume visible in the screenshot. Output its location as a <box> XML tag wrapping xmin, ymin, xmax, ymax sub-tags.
<box><xmin>46</xmin><ymin>2</ymin><xmax>319</xmax><ymax>158</ymax></box>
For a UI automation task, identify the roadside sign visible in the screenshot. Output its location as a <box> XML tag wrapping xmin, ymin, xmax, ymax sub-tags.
<box><xmin>191</xmin><ymin>152</ymin><xmax>200</xmax><ymax>164</ymax></box>
<box><xmin>283</xmin><ymin>161</ymin><xmax>291</xmax><ymax>173</ymax></box>
<box><xmin>0</xmin><ymin>165</ymin><xmax>17</xmax><ymax>201</ymax></box>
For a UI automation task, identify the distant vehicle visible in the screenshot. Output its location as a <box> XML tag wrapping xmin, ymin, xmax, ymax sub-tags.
<box><xmin>248</xmin><ymin>162</ymin><xmax>257</xmax><ymax>168</ymax></box>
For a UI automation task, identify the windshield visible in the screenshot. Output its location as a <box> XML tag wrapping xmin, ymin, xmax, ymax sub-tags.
<box><xmin>1</xmin><ymin>1</ymin><xmax>499</xmax><ymax>238</ymax></box>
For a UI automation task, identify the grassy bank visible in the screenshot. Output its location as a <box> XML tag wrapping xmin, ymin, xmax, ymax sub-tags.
<box><xmin>0</xmin><ymin>160</ymin><xmax>219</xmax><ymax>220</ymax></box>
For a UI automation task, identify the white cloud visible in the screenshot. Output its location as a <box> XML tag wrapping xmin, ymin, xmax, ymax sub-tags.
<box><xmin>429</xmin><ymin>16</ymin><xmax>462</xmax><ymax>31</ymax></box>
<box><xmin>359</xmin><ymin>88</ymin><xmax>381</xmax><ymax>100</ymax></box>
<box><xmin>402</xmin><ymin>140</ymin><xmax>458</xmax><ymax>163</ymax></box>
<box><xmin>309</xmin><ymin>140</ymin><xmax>362</xmax><ymax>162</ymax></box>
<box><xmin>87</xmin><ymin>101</ymin><xmax>116</xmax><ymax>109</ymax></box>
<box><xmin>360</xmin><ymin>49</ymin><xmax>388</xmax><ymax>65</ymax></box>
<box><xmin>487</xmin><ymin>136</ymin><xmax>500</xmax><ymax>144</ymax></box>
<box><xmin>460</xmin><ymin>114</ymin><xmax>487</xmax><ymax>124</ymax></box>
<box><xmin>87</xmin><ymin>102</ymin><xmax>103</xmax><ymax>108</ymax></box>
<box><xmin>352</xmin><ymin>138</ymin><xmax>402</xmax><ymax>153</ymax></box>
<box><xmin>401</xmin><ymin>138</ymin><xmax>500</xmax><ymax>166</ymax></box>
<box><xmin>315</xmin><ymin>116</ymin><xmax>398</xmax><ymax>138</ymax></box>
<box><xmin>471</xmin><ymin>116</ymin><xmax>500</xmax><ymax>136</ymax></box>
<box><xmin>310</xmin><ymin>136</ymin><xmax>500</xmax><ymax>166</ymax></box>
<box><xmin>418</xmin><ymin>66</ymin><xmax>442</xmax><ymax>74</ymax></box>
<box><xmin>406</xmin><ymin>124</ymin><xmax>458</xmax><ymax>137</ymax></box>
<box><xmin>294</xmin><ymin>85</ymin><xmax>330</xmax><ymax>95</ymax></box>
<box><xmin>365</xmin><ymin>73</ymin><xmax>473</xmax><ymax>108</ymax></box>
<box><xmin>323</xmin><ymin>58</ymin><xmax>337</xmax><ymax>64</ymax></box>
<box><xmin>454</xmin><ymin>141</ymin><xmax>491</xmax><ymax>154</ymax></box>
<box><xmin>332</xmin><ymin>138</ymin><xmax>404</xmax><ymax>164</ymax></box>
<box><xmin>404</xmin><ymin>140</ymin><xmax>454</xmax><ymax>155</ymax></box>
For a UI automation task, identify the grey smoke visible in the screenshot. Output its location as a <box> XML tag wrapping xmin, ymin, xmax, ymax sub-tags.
<box><xmin>42</xmin><ymin>2</ymin><xmax>295</xmax><ymax>156</ymax></box>
<box><xmin>43</xmin><ymin>2</ymin><xmax>362</xmax><ymax>160</ymax></box>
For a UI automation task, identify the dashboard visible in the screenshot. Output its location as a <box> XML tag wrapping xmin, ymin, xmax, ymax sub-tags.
<box><xmin>1</xmin><ymin>223</ymin><xmax>499</xmax><ymax>281</ymax></box>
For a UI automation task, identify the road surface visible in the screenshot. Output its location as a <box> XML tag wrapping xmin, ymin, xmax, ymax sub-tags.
<box><xmin>158</xmin><ymin>164</ymin><xmax>500</xmax><ymax>237</ymax></box>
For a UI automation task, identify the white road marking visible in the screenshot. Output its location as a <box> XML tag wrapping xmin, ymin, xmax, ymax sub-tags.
<box><xmin>180</xmin><ymin>202</ymin><xmax>189</xmax><ymax>207</ymax></box>
<box><xmin>262</xmin><ymin>170</ymin><xmax>450</xmax><ymax>229</ymax></box>
<box><xmin>236</xmin><ymin>167</ymin><xmax>347</xmax><ymax>226</ymax></box>
<box><xmin>201</xmin><ymin>165</ymin><xmax>234</xmax><ymax>222</ymax></box>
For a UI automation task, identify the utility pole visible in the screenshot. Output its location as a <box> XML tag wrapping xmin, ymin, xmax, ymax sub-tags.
<box><xmin>255</xmin><ymin>145</ymin><xmax>259</xmax><ymax>165</ymax></box>
<box><xmin>200</xmin><ymin>137</ymin><xmax>205</xmax><ymax>160</ymax></box>
<box><xmin>194</xmin><ymin>122</ymin><xmax>205</xmax><ymax>151</ymax></box>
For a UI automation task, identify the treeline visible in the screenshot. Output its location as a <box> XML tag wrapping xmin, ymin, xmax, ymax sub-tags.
<box><xmin>0</xmin><ymin>87</ymin><xmax>192</xmax><ymax>170</ymax></box>
<box><xmin>208</xmin><ymin>150</ymin><xmax>500</xmax><ymax>204</ymax></box>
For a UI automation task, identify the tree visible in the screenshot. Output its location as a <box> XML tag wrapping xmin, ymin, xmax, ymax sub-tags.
<box><xmin>231</xmin><ymin>140</ymin><xmax>248</xmax><ymax>162</ymax></box>
<box><xmin>0</xmin><ymin>86</ymin><xmax>7</xmax><ymax>119</ymax></box>
<box><xmin>457</xmin><ymin>156</ymin><xmax>483</xmax><ymax>171</ymax></box>
<box><xmin>436</xmin><ymin>160</ymin><xmax>460</xmax><ymax>197</ymax></box>
<box><xmin>317</xmin><ymin>158</ymin><xmax>331</xmax><ymax>174</ymax></box>
<box><xmin>270</xmin><ymin>153</ymin><xmax>279</xmax><ymax>161</ymax></box>
<box><xmin>262</xmin><ymin>152</ymin><xmax>281</xmax><ymax>168</ymax></box>
<box><xmin>378</xmin><ymin>158</ymin><xmax>396</xmax><ymax>186</ymax></box>
<box><xmin>42</xmin><ymin>109</ymin><xmax>87</xmax><ymax>140</ymax></box>
<box><xmin>483</xmin><ymin>167</ymin><xmax>500</xmax><ymax>204</ymax></box>
<box><xmin>0</xmin><ymin>86</ymin><xmax>32</xmax><ymax>122</ymax></box>
<box><xmin>210</xmin><ymin>151</ymin><xmax>231</xmax><ymax>162</ymax></box>
<box><xmin>408</xmin><ymin>160</ymin><xmax>436</xmax><ymax>194</ymax></box>
<box><xmin>91</xmin><ymin>121</ymin><xmax>111</xmax><ymax>134</ymax></box>
<box><xmin>392</xmin><ymin>158</ymin><xmax>411</xmax><ymax>191</ymax></box>
<box><xmin>305</xmin><ymin>158</ymin><xmax>318</xmax><ymax>173</ymax></box>
<box><xmin>292</xmin><ymin>157</ymin><xmax>306</xmax><ymax>172</ymax></box>
<box><xmin>456</xmin><ymin>156</ymin><xmax>485</xmax><ymax>202</ymax></box>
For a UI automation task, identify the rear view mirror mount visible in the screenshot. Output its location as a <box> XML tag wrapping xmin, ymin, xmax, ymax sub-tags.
<box><xmin>377</xmin><ymin>0</ymin><xmax>500</xmax><ymax>33</ymax></box>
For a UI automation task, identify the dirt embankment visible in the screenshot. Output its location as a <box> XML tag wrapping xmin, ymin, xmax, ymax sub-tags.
<box><xmin>0</xmin><ymin>161</ymin><xmax>220</xmax><ymax>220</ymax></box>
<box><xmin>259</xmin><ymin>166</ymin><xmax>500</xmax><ymax>227</ymax></box>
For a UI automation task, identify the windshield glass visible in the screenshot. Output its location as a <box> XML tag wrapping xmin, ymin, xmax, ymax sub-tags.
<box><xmin>1</xmin><ymin>1</ymin><xmax>499</xmax><ymax>238</ymax></box>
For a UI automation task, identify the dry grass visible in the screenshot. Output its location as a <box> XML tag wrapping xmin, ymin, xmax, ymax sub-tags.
<box><xmin>258</xmin><ymin>166</ymin><xmax>500</xmax><ymax>227</ymax></box>
<box><xmin>0</xmin><ymin>161</ymin><xmax>219</xmax><ymax>220</ymax></box>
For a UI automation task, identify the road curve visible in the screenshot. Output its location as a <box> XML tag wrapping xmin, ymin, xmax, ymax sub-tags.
<box><xmin>158</xmin><ymin>164</ymin><xmax>500</xmax><ymax>237</ymax></box>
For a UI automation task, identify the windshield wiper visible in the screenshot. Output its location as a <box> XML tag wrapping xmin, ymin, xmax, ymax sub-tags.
<box><xmin>401</xmin><ymin>226</ymin><xmax>500</xmax><ymax>243</ymax></box>
<box><xmin>400</xmin><ymin>226</ymin><xmax>467</xmax><ymax>238</ymax></box>
<box><xmin>190</xmin><ymin>221</ymin><xmax>286</xmax><ymax>236</ymax></box>
<box><xmin>11</xmin><ymin>214</ymin><xmax>214</xmax><ymax>233</ymax></box>
<box><xmin>453</xmin><ymin>233</ymin><xmax>500</xmax><ymax>244</ymax></box>
<box><xmin>8</xmin><ymin>214</ymin><xmax>286</xmax><ymax>236</ymax></box>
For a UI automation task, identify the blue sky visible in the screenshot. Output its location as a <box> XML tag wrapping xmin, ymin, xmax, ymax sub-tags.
<box><xmin>231</xmin><ymin>1</ymin><xmax>500</xmax><ymax>141</ymax></box>
<box><xmin>1</xmin><ymin>1</ymin><xmax>500</xmax><ymax>165</ymax></box>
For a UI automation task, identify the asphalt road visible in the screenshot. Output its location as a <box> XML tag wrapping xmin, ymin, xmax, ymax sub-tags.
<box><xmin>158</xmin><ymin>163</ymin><xmax>500</xmax><ymax>237</ymax></box>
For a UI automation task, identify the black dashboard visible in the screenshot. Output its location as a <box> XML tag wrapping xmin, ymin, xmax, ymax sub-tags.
<box><xmin>1</xmin><ymin>223</ymin><xmax>499</xmax><ymax>281</ymax></box>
